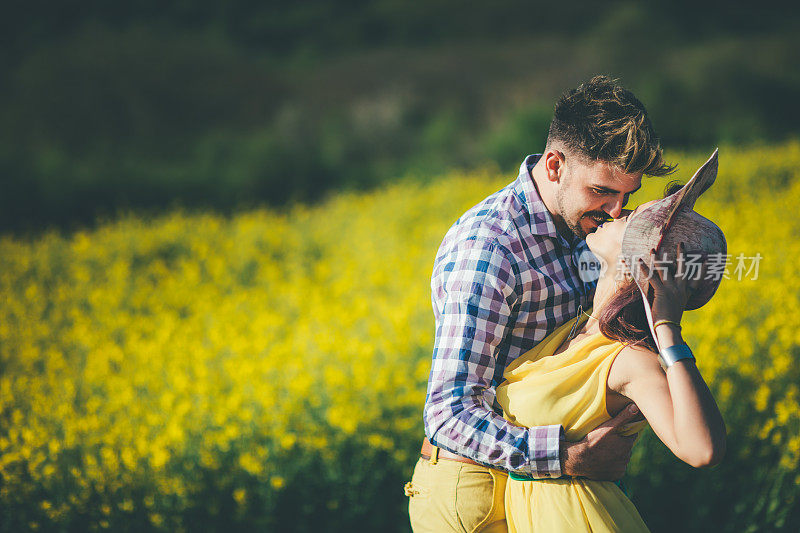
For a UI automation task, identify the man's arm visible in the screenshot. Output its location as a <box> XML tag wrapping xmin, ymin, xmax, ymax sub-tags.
<box><xmin>423</xmin><ymin>238</ymin><xmax>563</xmax><ymax>477</ymax></box>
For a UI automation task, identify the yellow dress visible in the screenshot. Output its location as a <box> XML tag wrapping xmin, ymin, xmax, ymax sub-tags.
<box><xmin>496</xmin><ymin>309</ymin><xmax>651</xmax><ymax>533</ymax></box>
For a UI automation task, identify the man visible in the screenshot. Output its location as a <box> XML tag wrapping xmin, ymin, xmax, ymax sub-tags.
<box><xmin>405</xmin><ymin>76</ymin><xmax>675</xmax><ymax>532</ymax></box>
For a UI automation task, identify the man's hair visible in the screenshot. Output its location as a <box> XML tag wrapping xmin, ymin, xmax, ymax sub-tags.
<box><xmin>546</xmin><ymin>75</ymin><xmax>675</xmax><ymax>177</ymax></box>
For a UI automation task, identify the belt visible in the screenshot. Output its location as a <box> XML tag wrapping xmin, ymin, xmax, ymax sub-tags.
<box><xmin>420</xmin><ymin>438</ymin><xmax>481</xmax><ymax>466</ymax></box>
<box><xmin>509</xmin><ymin>471</ymin><xmax>630</xmax><ymax>496</ymax></box>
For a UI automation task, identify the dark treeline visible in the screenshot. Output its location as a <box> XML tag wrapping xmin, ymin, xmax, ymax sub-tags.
<box><xmin>1</xmin><ymin>0</ymin><xmax>799</xmax><ymax>235</ymax></box>
<box><xmin>3</xmin><ymin>0</ymin><xmax>796</xmax><ymax>60</ymax></box>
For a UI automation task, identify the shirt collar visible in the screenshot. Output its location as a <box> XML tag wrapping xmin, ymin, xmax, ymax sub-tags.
<box><xmin>514</xmin><ymin>153</ymin><xmax>581</xmax><ymax>248</ymax></box>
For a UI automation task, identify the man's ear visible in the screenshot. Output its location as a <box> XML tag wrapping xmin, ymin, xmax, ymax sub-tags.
<box><xmin>543</xmin><ymin>149</ymin><xmax>565</xmax><ymax>183</ymax></box>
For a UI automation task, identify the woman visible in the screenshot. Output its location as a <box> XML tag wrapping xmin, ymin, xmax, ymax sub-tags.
<box><xmin>496</xmin><ymin>150</ymin><xmax>727</xmax><ymax>532</ymax></box>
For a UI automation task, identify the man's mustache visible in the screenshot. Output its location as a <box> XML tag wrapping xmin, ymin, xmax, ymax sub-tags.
<box><xmin>583</xmin><ymin>209</ymin><xmax>634</xmax><ymax>221</ymax></box>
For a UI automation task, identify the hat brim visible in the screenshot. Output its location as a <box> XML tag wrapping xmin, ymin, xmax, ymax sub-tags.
<box><xmin>619</xmin><ymin>148</ymin><xmax>723</xmax><ymax>349</ymax></box>
<box><xmin>621</xmin><ymin>148</ymin><xmax>719</xmax><ymax>282</ymax></box>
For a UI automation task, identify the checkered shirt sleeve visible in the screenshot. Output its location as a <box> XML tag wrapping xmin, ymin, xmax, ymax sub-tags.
<box><xmin>423</xmin><ymin>237</ymin><xmax>563</xmax><ymax>478</ymax></box>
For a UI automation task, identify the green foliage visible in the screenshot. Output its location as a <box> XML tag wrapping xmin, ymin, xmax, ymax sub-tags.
<box><xmin>0</xmin><ymin>0</ymin><xmax>800</xmax><ymax>231</ymax></box>
<box><xmin>482</xmin><ymin>106</ymin><xmax>552</xmax><ymax>171</ymax></box>
<box><xmin>1</xmin><ymin>1</ymin><xmax>799</xmax><ymax>238</ymax></box>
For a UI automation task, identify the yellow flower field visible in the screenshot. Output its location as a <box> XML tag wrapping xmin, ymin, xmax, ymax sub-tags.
<box><xmin>2</xmin><ymin>141</ymin><xmax>799</xmax><ymax>531</ymax></box>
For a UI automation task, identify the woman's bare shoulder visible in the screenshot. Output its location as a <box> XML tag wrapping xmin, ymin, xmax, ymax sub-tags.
<box><xmin>608</xmin><ymin>343</ymin><xmax>665</xmax><ymax>394</ymax></box>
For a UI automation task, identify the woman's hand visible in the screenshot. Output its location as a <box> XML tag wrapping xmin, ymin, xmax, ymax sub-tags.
<box><xmin>632</xmin><ymin>241</ymin><xmax>708</xmax><ymax>325</ymax></box>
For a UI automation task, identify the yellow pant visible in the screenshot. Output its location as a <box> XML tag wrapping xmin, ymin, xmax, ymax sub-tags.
<box><xmin>405</xmin><ymin>450</ymin><xmax>508</xmax><ymax>533</ymax></box>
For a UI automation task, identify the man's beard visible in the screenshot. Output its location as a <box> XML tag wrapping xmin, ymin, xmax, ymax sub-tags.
<box><xmin>557</xmin><ymin>201</ymin><xmax>585</xmax><ymax>239</ymax></box>
<box><xmin>556</xmin><ymin>181</ymin><xmax>606</xmax><ymax>241</ymax></box>
<box><xmin>556</xmin><ymin>182</ymin><xmax>588</xmax><ymax>240</ymax></box>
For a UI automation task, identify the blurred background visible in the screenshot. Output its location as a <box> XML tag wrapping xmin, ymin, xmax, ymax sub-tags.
<box><xmin>2</xmin><ymin>0</ymin><xmax>799</xmax><ymax>235</ymax></box>
<box><xmin>2</xmin><ymin>1</ymin><xmax>800</xmax><ymax>532</ymax></box>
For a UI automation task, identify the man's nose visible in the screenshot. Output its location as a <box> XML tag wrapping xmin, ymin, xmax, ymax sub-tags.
<box><xmin>604</xmin><ymin>196</ymin><xmax>627</xmax><ymax>218</ymax></box>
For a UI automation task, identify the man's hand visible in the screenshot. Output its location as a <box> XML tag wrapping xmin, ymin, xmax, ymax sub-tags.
<box><xmin>560</xmin><ymin>403</ymin><xmax>643</xmax><ymax>480</ymax></box>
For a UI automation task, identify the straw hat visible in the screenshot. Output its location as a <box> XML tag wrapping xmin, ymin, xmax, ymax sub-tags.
<box><xmin>620</xmin><ymin>149</ymin><xmax>727</xmax><ymax>340</ymax></box>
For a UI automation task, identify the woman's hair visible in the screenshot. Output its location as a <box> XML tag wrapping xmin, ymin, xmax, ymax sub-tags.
<box><xmin>596</xmin><ymin>180</ymin><xmax>684</xmax><ymax>352</ymax></box>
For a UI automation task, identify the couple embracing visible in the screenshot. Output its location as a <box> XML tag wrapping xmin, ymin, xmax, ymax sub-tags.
<box><xmin>405</xmin><ymin>76</ymin><xmax>727</xmax><ymax>532</ymax></box>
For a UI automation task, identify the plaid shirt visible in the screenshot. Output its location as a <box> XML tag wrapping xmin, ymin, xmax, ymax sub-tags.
<box><xmin>423</xmin><ymin>154</ymin><xmax>597</xmax><ymax>478</ymax></box>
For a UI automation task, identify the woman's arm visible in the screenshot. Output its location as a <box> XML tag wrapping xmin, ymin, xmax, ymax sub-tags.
<box><xmin>609</xmin><ymin>323</ymin><xmax>726</xmax><ymax>468</ymax></box>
